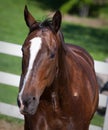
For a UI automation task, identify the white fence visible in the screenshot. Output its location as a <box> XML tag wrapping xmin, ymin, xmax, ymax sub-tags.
<box><xmin>0</xmin><ymin>41</ymin><xmax>108</xmax><ymax>130</ymax></box>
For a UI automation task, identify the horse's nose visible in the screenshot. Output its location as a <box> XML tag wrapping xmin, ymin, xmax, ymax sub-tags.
<box><xmin>22</xmin><ymin>95</ymin><xmax>36</xmax><ymax>107</ymax></box>
<box><xmin>18</xmin><ymin>94</ymin><xmax>38</xmax><ymax>115</ymax></box>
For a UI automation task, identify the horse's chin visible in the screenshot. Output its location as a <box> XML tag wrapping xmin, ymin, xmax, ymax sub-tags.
<box><xmin>20</xmin><ymin>101</ymin><xmax>39</xmax><ymax>116</ymax></box>
<box><xmin>20</xmin><ymin>107</ymin><xmax>37</xmax><ymax>116</ymax></box>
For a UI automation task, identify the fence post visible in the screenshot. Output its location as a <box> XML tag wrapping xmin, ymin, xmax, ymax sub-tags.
<box><xmin>103</xmin><ymin>97</ymin><xmax>108</xmax><ymax>130</ymax></box>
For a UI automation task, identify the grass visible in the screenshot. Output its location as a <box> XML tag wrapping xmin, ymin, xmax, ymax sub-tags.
<box><xmin>0</xmin><ymin>54</ymin><xmax>21</xmax><ymax>75</ymax></box>
<box><xmin>0</xmin><ymin>0</ymin><xmax>48</xmax><ymax>44</ymax></box>
<box><xmin>0</xmin><ymin>0</ymin><xmax>26</xmax><ymax>44</ymax></box>
<box><xmin>0</xmin><ymin>1</ymin><xmax>108</xmax><ymax>60</ymax></box>
<box><xmin>99</xmin><ymin>4</ymin><xmax>108</xmax><ymax>19</ymax></box>
<box><xmin>0</xmin><ymin>0</ymin><xmax>107</xmax><ymax>128</ymax></box>
<box><xmin>0</xmin><ymin>114</ymin><xmax>23</xmax><ymax>125</ymax></box>
<box><xmin>91</xmin><ymin>114</ymin><xmax>104</xmax><ymax>127</ymax></box>
<box><xmin>62</xmin><ymin>22</ymin><xmax>108</xmax><ymax>60</ymax></box>
<box><xmin>0</xmin><ymin>84</ymin><xmax>18</xmax><ymax>105</ymax></box>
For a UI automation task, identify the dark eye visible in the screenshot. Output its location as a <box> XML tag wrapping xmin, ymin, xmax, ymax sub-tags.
<box><xmin>50</xmin><ymin>53</ymin><xmax>55</xmax><ymax>59</ymax></box>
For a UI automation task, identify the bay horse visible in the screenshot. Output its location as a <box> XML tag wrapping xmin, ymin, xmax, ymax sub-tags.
<box><xmin>17</xmin><ymin>6</ymin><xmax>98</xmax><ymax>130</ymax></box>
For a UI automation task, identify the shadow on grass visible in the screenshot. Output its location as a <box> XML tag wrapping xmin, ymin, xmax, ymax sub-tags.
<box><xmin>61</xmin><ymin>23</ymin><xmax>108</xmax><ymax>60</ymax></box>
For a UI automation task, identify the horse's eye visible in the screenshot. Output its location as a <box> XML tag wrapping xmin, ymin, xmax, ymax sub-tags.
<box><xmin>50</xmin><ymin>53</ymin><xmax>55</xmax><ymax>59</ymax></box>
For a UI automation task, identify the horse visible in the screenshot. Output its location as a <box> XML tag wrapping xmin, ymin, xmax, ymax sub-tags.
<box><xmin>17</xmin><ymin>6</ymin><xmax>98</xmax><ymax>130</ymax></box>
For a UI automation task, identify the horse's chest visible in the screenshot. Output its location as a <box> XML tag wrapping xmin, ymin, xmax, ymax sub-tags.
<box><xmin>33</xmin><ymin>115</ymin><xmax>74</xmax><ymax>130</ymax></box>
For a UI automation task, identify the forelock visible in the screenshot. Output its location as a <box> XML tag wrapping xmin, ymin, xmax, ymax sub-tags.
<box><xmin>29</xmin><ymin>18</ymin><xmax>55</xmax><ymax>34</ymax></box>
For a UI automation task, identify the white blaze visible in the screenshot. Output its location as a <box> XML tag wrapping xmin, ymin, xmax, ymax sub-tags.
<box><xmin>19</xmin><ymin>37</ymin><xmax>42</xmax><ymax>108</ymax></box>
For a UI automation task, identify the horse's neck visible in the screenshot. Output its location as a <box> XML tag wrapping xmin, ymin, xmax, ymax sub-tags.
<box><xmin>58</xmin><ymin>43</ymin><xmax>72</xmax><ymax>84</ymax></box>
<box><xmin>41</xmin><ymin>36</ymin><xmax>74</xmax><ymax>114</ymax></box>
<box><xmin>52</xmin><ymin>44</ymin><xmax>74</xmax><ymax>114</ymax></box>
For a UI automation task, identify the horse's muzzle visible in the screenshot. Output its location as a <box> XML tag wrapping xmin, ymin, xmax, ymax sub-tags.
<box><xmin>17</xmin><ymin>95</ymin><xmax>39</xmax><ymax>115</ymax></box>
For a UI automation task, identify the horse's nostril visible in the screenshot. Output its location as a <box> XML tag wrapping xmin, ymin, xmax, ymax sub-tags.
<box><xmin>23</xmin><ymin>96</ymin><xmax>36</xmax><ymax>105</ymax></box>
<box><xmin>18</xmin><ymin>94</ymin><xmax>38</xmax><ymax>115</ymax></box>
<box><xmin>23</xmin><ymin>100</ymin><xmax>28</xmax><ymax>107</ymax></box>
<box><xmin>33</xmin><ymin>97</ymin><xmax>36</xmax><ymax>101</ymax></box>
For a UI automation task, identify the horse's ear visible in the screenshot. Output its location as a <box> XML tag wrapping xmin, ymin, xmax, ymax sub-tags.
<box><xmin>24</xmin><ymin>5</ymin><xmax>36</xmax><ymax>28</ymax></box>
<box><xmin>52</xmin><ymin>10</ymin><xmax>62</xmax><ymax>33</ymax></box>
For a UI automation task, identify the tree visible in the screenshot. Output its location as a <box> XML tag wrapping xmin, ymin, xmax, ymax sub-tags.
<box><xmin>60</xmin><ymin>0</ymin><xmax>93</xmax><ymax>17</ymax></box>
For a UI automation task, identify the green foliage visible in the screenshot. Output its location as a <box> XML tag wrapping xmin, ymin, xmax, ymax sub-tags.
<box><xmin>31</xmin><ymin>0</ymin><xmax>108</xmax><ymax>17</ymax></box>
<box><xmin>60</xmin><ymin>0</ymin><xmax>78</xmax><ymax>13</ymax></box>
<box><xmin>81</xmin><ymin>0</ymin><xmax>93</xmax><ymax>4</ymax></box>
<box><xmin>55</xmin><ymin>0</ymin><xmax>93</xmax><ymax>14</ymax></box>
<box><xmin>78</xmin><ymin>0</ymin><xmax>93</xmax><ymax>8</ymax></box>
<box><xmin>99</xmin><ymin>4</ymin><xmax>108</xmax><ymax>19</ymax></box>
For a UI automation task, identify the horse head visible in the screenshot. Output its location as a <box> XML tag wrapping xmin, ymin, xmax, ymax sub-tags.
<box><xmin>17</xmin><ymin>6</ymin><xmax>63</xmax><ymax>115</ymax></box>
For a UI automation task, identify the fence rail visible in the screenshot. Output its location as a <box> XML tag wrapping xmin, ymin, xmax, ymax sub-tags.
<box><xmin>0</xmin><ymin>41</ymin><xmax>108</xmax><ymax>130</ymax></box>
<box><xmin>0</xmin><ymin>71</ymin><xmax>20</xmax><ymax>87</ymax></box>
<box><xmin>0</xmin><ymin>41</ymin><xmax>22</xmax><ymax>57</ymax></box>
<box><xmin>0</xmin><ymin>102</ymin><xmax>24</xmax><ymax>120</ymax></box>
<box><xmin>0</xmin><ymin>41</ymin><xmax>108</xmax><ymax>75</ymax></box>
